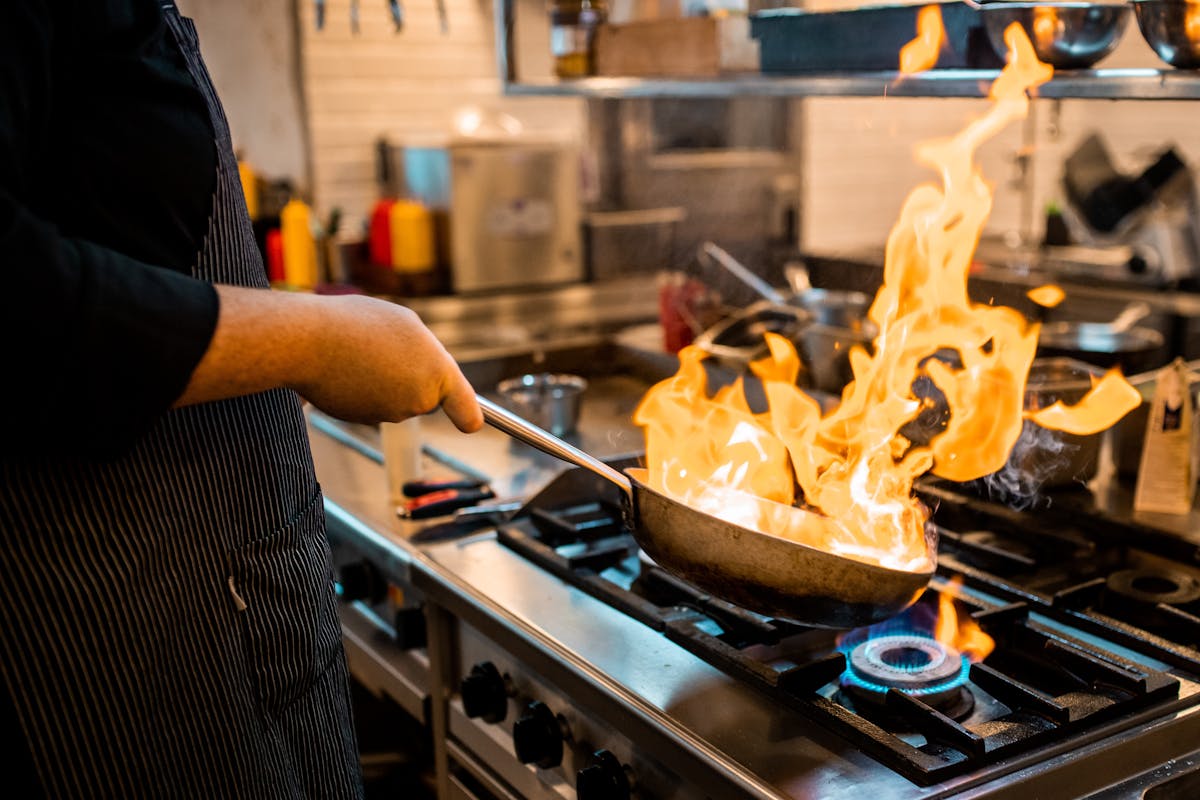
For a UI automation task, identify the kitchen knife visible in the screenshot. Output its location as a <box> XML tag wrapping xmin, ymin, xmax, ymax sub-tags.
<box><xmin>402</xmin><ymin>478</ymin><xmax>487</xmax><ymax>498</ymax></box>
<box><xmin>398</xmin><ymin>487</ymin><xmax>495</xmax><ymax>520</ymax></box>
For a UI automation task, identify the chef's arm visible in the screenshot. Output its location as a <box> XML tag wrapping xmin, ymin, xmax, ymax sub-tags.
<box><xmin>0</xmin><ymin>185</ymin><xmax>222</xmax><ymax>458</ymax></box>
<box><xmin>1</xmin><ymin>4</ymin><xmax>220</xmax><ymax>458</ymax></box>
<box><xmin>177</xmin><ymin>286</ymin><xmax>483</xmax><ymax>434</ymax></box>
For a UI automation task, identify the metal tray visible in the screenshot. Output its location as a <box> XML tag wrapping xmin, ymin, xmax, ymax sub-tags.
<box><xmin>751</xmin><ymin>3</ymin><xmax>1004</xmax><ymax>73</ymax></box>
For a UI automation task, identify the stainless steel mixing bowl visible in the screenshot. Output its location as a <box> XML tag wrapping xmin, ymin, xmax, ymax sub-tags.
<box><xmin>1131</xmin><ymin>0</ymin><xmax>1200</xmax><ymax>69</ymax></box>
<box><xmin>981</xmin><ymin>2</ymin><xmax>1131</xmax><ymax>68</ymax></box>
<box><xmin>496</xmin><ymin>373</ymin><xmax>588</xmax><ymax>437</ymax></box>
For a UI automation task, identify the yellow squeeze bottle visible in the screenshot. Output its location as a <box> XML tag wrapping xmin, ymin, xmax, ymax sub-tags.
<box><xmin>388</xmin><ymin>199</ymin><xmax>436</xmax><ymax>274</ymax></box>
<box><xmin>238</xmin><ymin>160</ymin><xmax>259</xmax><ymax>221</ymax></box>
<box><xmin>280</xmin><ymin>198</ymin><xmax>319</xmax><ymax>290</ymax></box>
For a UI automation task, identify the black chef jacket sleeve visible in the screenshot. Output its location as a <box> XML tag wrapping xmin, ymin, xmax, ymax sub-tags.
<box><xmin>1</xmin><ymin>4</ymin><xmax>220</xmax><ymax>460</ymax></box>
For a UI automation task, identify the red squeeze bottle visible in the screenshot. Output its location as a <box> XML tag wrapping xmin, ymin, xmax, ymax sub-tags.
<box><xmin>369</xmin><ymin>199</ymin><xmax>396</xmax><ymax>267</ymax></box>
<box><xmin>265</xmin><ymin>228</ymin><xmax>286</xmax><ymax>285</ymax></box>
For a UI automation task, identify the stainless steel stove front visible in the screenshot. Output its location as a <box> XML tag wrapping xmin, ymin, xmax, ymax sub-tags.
<box><xmin>311</xmin><ymin>417</ymin><xmax>1200</xmax><ymax>800</ymax></box>
<box><xmin>415</xmin><ymin>531</ymin><xmax>1200</xmax><ymax>800</ymax></box>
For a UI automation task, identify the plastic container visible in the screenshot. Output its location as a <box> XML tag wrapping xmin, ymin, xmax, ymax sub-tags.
<box><xmin>265</xmin><ymin>228</ymin><xmax>286</xmax><ymax>284</ymax></box>
<box><xmin>381</xmin><ymin>417</ymin><xmax>424</xmax><ymax>507</ymax></box>
<box><xmin>369</xmin><ymin>199</ymin><xmax>395</xmax><ymax>267</ymax></box>
<box><xmin>238</xmin><ymin>160</ymin><xmax>259</xmax><ymax>221</ymax></box>
<box><xmin>389</xmin><ymin>200</ymin><xmax>435</xmax><ymax>269</ymax></box>
<box><xmin>280</xmin><ymin>198</ymin><xmax>319</xmax><ymax>290</ymax></box>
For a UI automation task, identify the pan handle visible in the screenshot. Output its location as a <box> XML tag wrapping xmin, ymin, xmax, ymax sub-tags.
<box><xmin>478</xmin><ymin>396</ymin><xmax>634</xmax><ymax>501</ymax></box>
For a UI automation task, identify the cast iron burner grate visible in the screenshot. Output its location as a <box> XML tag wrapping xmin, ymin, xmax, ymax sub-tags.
<box><xmin>495</xmin><ymin>471</ymin><xmax>1185</xmax><ymax>786</ymax></box>
<box><xmin>920</xmin><ymin>481</ymin><xmax>1200</xmax><ymax>673</ymax></box>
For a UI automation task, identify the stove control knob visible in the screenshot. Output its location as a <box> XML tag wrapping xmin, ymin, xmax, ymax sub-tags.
<box><xmin>393</xmin><ymin>606</ymin><xmax>426</xmax><ymax>650</ymax></box>
<box><xmin>337</xmin><ymin>561</ymin><xmax>384</xmax><ymax>604</ymax></box>
<box><xmin>461</xmin><ymin>662</ymin><xmax>508</xmax><ymax>724</ymax></box>
<box><xmin>513</xmin><ymin>701</ymin><xmax>564</xmax><ymax>769</ymax></box>
<box><xmin>576</xmin><ymin>750</ymin><xmax>631</xmax><ymax>800</ymax></box>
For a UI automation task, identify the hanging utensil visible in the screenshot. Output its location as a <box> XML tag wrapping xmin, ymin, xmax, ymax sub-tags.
<box><xmin>700</xmin><ymin>241</ymin><xmax>790</xmax><ymax>307</ymax></box>
<box><xmin>388</xmin><ymin>0</ymin><xmax>404</xmax><ymax>32</ymax></box>
<box><xmin>350</xmin><ymin>0</ymin><xmax>361</xmax><ymax>34</ymax></box>
<box><xmin>1107</xmin><ymin>301</ymin><xmax>1152</xmax><ymax>333</ymax></box>
<box><xmin>435</xmin><ymin>0</ymin><xmax>448</xmax><ymax>33</ymax></box>
<box><xmin>479</xmin><ymin>396</ymin><xmax>931</xmax><ymax>628</ymax></box>
<box><xmin>315</xmin><ymin>0</ymin><xmax>326</xmax><ymax>30</ymax></box>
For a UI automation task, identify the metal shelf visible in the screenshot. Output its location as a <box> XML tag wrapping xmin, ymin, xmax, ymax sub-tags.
<box><xmin>493</xmin><ymin>0</ymin><xmax>1198</xmax><ymax>101</ymax></box>
<box><xmin>502</xmin><ymin>69</ymin><xmax>1200</xmax><ymax>101</ymax></box>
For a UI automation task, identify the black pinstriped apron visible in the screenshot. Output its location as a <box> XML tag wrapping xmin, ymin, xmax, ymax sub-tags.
<box><xmin>0</xmin><ymin>4</ymin><xmax>363</xmax><ymax>797</ymax></box>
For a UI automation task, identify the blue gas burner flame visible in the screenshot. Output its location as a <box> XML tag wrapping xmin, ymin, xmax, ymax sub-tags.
<box><xmin>837</xmin><ymin>605</ymin><xmax>973</xmax><ymax>711</ymax></box>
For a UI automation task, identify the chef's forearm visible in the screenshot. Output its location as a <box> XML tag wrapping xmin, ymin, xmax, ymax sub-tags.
<box><xmin>175</xmin><ymin>284</ymin><xmax>323</xmax><ymax>408</ymax></box>
<box><xmin>176</xmin><ymin>286</ymin><xmax>483</xmax><ymax>433</ymax></box>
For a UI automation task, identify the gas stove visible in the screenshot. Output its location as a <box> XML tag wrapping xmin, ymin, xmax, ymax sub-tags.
<box><xmin>482</xmin><ymin>464</ymin><xmax>1200</xmax><ymax>791</ymax></box>
<box><xmin>312</xmin><ymin>416</ymin><xmax>1200</xmax><ymax>800</ymax></box>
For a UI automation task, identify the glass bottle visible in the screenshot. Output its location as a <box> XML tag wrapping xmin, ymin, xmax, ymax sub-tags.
<box><xmin>548</xmin><ymin>0</ymin><xmax>607</xmax><ymax>79</ymax></box>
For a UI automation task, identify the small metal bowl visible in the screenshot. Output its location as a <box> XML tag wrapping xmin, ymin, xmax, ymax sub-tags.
<box><xmin>496</xmin><ymin>373</ymin><xmax>588</xmax><ymax>437</ymax></box>
<box><xmin>1131</xmin><ymin>0</ymin><xmax>1200</xmax><ymax>69</ymax></box>
<box><xmin>980</xmin><ymin>2</ymin><xmax>1131</xmax><ymax>68</ymax></box>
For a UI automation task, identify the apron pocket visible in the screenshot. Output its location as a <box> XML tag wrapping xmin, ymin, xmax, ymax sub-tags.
<box><xmin>228</xmin><ymin>490</ymin><xmax>342</xmax><ymax>717</ymax></box>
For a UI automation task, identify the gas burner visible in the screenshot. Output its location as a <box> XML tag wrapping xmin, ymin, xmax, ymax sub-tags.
<box><xmin>840</xmin><ymin>634</ymin><xmax>975</xmax><ymax>718</ymax></box>
<box><xmin>1098</xmin><ymin>568</ymin><xmax>1200</xmax><ymax>631</ymax></box>
<box><xmin>1105</xmin><ymin>568</ymin><xmax>1200</xmax><ymax>607</ymax></box>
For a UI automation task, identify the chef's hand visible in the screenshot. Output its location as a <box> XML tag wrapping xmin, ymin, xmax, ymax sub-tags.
<box><xmin>177</xmin><ymin>286</ymin><xmax>483</xmax><ymax>433</ymax></box>
<box><xmin>294</xmin><ymin>294</ymin><xmax>482</xmax><ymax>431</ymax></box>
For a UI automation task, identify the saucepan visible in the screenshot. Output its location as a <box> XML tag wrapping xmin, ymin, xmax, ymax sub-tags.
<box><xmin>701</xmin><ymin>242</ymin><xmax>872</xmax><ymax>331</ymax></box>
<box><xmin>479</xmin><ymin>395</ymin><xmax>932</xmax><ymax>628</ymax></box>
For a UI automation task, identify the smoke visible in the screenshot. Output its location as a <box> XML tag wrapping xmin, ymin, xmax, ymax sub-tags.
<box><xmin>969</xmin><ymin>422</ymin><xmax>1080</xmax><ymax>510</ymax></box>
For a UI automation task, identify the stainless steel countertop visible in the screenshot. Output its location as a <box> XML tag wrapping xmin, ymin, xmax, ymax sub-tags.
<box><xmin>393</xmin><ymin>276</ymin><xmax>664</xmax><ymax>362</ymax></box>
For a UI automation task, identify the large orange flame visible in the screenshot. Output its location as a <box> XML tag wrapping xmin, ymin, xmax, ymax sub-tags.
<box><xmin>899</xmin><ymin>5</ymin><xmax>946</xmax><ymax>74</ymax></box>
<box><xmin>1187</xmin><ymin>1</ymin><xmax>1200</xmax><ymax>42</ymax></box>
<box><xmin>635</xmin><ymin>25</ymin><xmax>1137</xmax><ymax>574</ymax></box>
<box><xmin>935</xmin><ymin>580</ymin><xmax>994</xmax><ymax>662</ymax></box>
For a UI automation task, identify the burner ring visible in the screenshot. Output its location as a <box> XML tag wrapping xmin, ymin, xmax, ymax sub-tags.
<box><xmin>1106</xmin><ymin>568</ymin><xmax>1200</xmax><ymax>606</ymax></box>
<box><xmin>846</xmin><ymin>635</ymin><xmax>965</xmax><ymax>694</ymax></box>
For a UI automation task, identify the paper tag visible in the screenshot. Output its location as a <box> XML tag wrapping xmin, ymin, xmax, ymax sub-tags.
<box><xmin>1134</xmin><ymin>359</ymin><xmax>1197</xmax><ymax>515</ymax></box>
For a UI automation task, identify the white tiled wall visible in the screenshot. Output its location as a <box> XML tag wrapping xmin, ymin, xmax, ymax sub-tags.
<box><xmin>180</xmin><ymin>0</ymin><xmax>309</xmax><ymax>186</ymax></box>
<box><xmin>800</xmin><ymin>26</ymin><xmax>1200</xmax><ymax>254</ymax></box>
<box><xmin>298</xmin><ymin>0</ymin><xmax>584</xmax><ymax>232</ymax></box>
<box><xmin>801</xmin><ymin>97</ymin><xmax>1028</xmax><ymax>251</ymax></box>
<box><xmin>194</xmin><ymin>0</ymin><xmax>1200</xmax><ymax>259</ymax></box>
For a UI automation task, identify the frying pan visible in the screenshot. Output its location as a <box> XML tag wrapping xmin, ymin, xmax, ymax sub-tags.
<box><xmin>479</xmin><ymin>396</ymin><xmax>932</xmax><ymax>628</ymax></box>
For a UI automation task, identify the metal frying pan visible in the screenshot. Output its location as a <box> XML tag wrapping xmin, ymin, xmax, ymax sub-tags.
<box><xmin>479</xmin><ymin>396</ymin><xmax>932</xmax><ymax>629</ymax></box>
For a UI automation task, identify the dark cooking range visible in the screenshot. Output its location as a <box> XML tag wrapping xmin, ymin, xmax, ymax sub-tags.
<box><xmin>492</xmin><ymin>464</ymin><xmax>1200</xmax><ymax>789</ymax></box>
